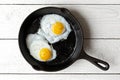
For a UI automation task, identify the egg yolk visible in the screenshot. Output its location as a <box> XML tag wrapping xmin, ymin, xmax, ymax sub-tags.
<box><xmin>51</xmin><ymin>22</ymin><xmax>65</xmax><ymax>35</ymax></box>
<box><xmin>39</xmin><ymin>48</ymin><xmax>52</xmax><ymax>61</ymax></box>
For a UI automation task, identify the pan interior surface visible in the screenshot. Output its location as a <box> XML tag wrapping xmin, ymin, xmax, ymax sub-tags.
<box><xmin>26</xmin><ymin>16</ymin><xmax>76</xmax><ymax>65</ymax></box>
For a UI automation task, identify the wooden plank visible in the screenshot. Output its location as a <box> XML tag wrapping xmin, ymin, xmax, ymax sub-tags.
<box><xmin>0</xmin><ymin>75</ymin><xmax>120</xmax><ymax>80</ymax></box>
<box><xmin>0</xmin><ymin>0</ymin><xmax>120</xmax><ymax>4</ymax></box>
<box><xmin>0</xmin><ymin>40</ymin><xmax>119</xmax><ymax>73</ymax></box>
<box><xmin>0</xmin><ymin>5</ymin><xmax>120</xmax><ymax>38</ymax></box>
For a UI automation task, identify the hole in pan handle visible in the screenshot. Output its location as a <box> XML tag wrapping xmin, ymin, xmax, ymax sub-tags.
<box><xmin>79</xmin><ymin>50</ymin><xmax>110</xmax><ymax>71</ymax></box>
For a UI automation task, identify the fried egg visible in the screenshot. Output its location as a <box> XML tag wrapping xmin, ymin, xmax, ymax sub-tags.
<box><xmin>38</xmin><ymin>14</ymin><xmax>71</xmax><ymax>43</ymax></box>
<box><xmin>26</xmin><ymin>34</ymin><xmax>56</xmax><ymax>62</ymax></box>
<box><xmin>26</xmin><ymin>34</ymin><xmax>46</xmax><ymax>49</ymax></box>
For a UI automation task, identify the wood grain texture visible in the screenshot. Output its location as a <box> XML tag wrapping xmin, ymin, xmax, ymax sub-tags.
<box><xmin>0</xmin><ymin>0</ymin><xmax>120</xmax><ymax>4</ymax></box>
<box><xmin>0</xmin><ymin>40</ymin><xmax>119</xmax><ymax>73</ymax></box>
<box><xmin>0</xmin><ymin>1</ymin><xmax>119</xmax><ymax>80</ymax></box>
<box><xmin>0</xmin><ymin>75</ymin><xmax>120</xmax><ymax>80</ymax></box>
<box><xmin>0</xmin><ymin>5</ymin><xmax>120</xmax><ymax>38</ymax></box>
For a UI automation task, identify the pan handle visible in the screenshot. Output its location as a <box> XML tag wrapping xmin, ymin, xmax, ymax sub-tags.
<box><xmin>79</xmin><ymin>50</ymin><xmax>109</xmax><ymax>71</ymax></box>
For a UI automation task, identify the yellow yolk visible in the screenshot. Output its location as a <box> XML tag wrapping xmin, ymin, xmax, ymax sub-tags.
<box><xmin>51</xmin><ymin>22</ymin><xmax>64</xmax><ymax>35</ymax></box>
<box><xmin>39</xmin><ymin>48</ymin><xmax>52</xmax><ymax>61</ymax></box>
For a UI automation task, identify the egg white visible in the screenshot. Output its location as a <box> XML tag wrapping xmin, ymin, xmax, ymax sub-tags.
<box><xmin>26</xmin><ymin>34</ymin><xmax>46</xmax><ymax>49</ymax></box>
<box><xmin>26</xmin><ymin>34</ymin><xmax>56</xmax><ymax>62</ymax></box>
<box><xmin>38</xmin><ymin>14</ymin><xmax>71</xmax><ymax>43</ymax></box>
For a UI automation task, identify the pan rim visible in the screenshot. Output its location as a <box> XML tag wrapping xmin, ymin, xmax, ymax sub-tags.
<box><xmin>18</xmin><ymin>7</ymin><xmax>84</xmax><ymax>71</ymax></box>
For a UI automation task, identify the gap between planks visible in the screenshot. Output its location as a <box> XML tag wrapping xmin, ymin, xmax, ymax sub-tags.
<box><xmin>0</xmin><ymin>73</ymin><xmax>120</xmax><ymax>75</ymax></box>
<box><xmin>0</xmin><ymin>4</ymin><xmax>120</xmax><ymax>5</ymax></box>
<box><xmin>0</xmin><ymin>38</ymin><xmax>120</xmax><ymax>40</ymax></box>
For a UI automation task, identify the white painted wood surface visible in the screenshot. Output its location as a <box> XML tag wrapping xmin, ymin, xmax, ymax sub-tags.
<box><xmin>0</xmin><ymin>0</ymin><xmax>120</xmax><ymax>4</ymax></box>
<box><xmin>0</xmin><ymin>0</ymin><xmax>120</xmax><ymax>80</ymax></box>
<box><xmin>0</xmin><ymin>5</ymin><xmax>120</xmax><ymax>38</ymax></box>
<box><xmin>0</xmin><ymin>75</ymin><xmax>120</xmax><ymax>80</ymax></box>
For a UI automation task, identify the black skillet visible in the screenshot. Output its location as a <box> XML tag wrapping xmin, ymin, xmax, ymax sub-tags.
<box><xmin>18</xmin><ymin>7</ymin><xmax>109</xmax><ymax>71</ymax></box>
